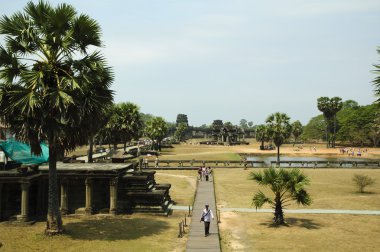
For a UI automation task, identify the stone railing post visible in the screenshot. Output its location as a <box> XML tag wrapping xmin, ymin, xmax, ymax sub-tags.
<box><xmin>109</xmin><ymin>178</ymin><xmax>118</xmax><ymax>215</ymax></box>
<box><xmin>60</xmin><ymin>179</ymin><xmax>68</xmax><ymax>215</ymax></box>
<box><xmin>18</xmin><ymin>181</ymin><xmax>30</xmax><ymax>222</ymax></box>
<box><xmin>85</xmin><ymin>178</ymin><xmax>93</xmax><ymax>215</ymax></box>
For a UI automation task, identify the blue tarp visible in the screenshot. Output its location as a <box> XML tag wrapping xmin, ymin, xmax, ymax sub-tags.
<box><xmin>0</xmin><ymin>138</ymin><xmax>49</xmax><ymax>165</ymax></box>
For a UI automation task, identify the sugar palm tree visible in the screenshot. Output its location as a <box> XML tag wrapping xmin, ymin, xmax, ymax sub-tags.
<box><xmin>266</xmin><ymin>112</ymin><xmax>292</xmax><ymax>167</ymax></box>
<box><xmin>118</xmin><ymin>102</ymin><xmax>143</xmax><ymax>151</ymax></box>
<box><xmin>291</xmin><ymin>120</ymin><xmax>303</xmax><ymax>146</ymax></box>
<box><xmin>329</xmin><ymin>97</ymin><xmax>342</xmax><ymax>148</ymax></box>
<box><xmin>0</xmin><ymin>1</ymin><xmax>112</xmax><ymax>234</ymax></box>
<box><xmin>144</xmin><ymin>117</ymin><xmax>168</xmax><ymax>151</ymax></box>
<box><xmin>373</xmin><ymin>47</ymin><xmax>380</xmax><ymax>102</ymax></box>
<box><xmin>317</xmin><ymin>97</ymin><xmax>333</xmax><ymax>148</ymax></box>
<box><xmin>75</xmin><ymin>54</ymin><xmax>114</xmax><ymax>162</ymax></box>
<box><xmin>250</xmin><ymin>168</ymin><xmax>311</xmax><ymax>225</ymax></box>
<box><xmin>317</xmin><ymin>97</ymin><xmax>342</xmax><ymax>148</ymax></box>
<box><xmin>255</xmin><ymin>124</ymin><xmax>269</xmax><ymax>149</ymax></box>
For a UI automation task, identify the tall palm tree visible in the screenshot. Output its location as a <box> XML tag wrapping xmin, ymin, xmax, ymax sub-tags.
<box><xmin>373</xmin><ymin>47</ymin><xmax>380</xmax><ymax>102</ymax></box>
<box><xmin>144</xmin><ymin>117</ymin><xmax>168</xmax><ymax>151</ymax></box>
<box><xmin>291</xmin><ymin>120</ymin><xmax>303</xmax><ymax>146</ymax></box>
<box><xmin>329</xmin><ymin>97</ymin><xmax>342</xmax><ymax>148</ymax></box>
<box><xmin>0</xmin><ymin>1</ymin><xmax>111</xmax><ymax>234</ymax></box>
<box><xmin>250</xmin><ymin>168</ymin><xmax>311</xmax><ymax>225</ymax></box>
<box><xmin>317</xmin><ymin>97</ymin><xmax>333</xmax><ymax>148</ymax></box>
<box><xmin>118</xmin><ymin>102</ymin><xmax>143</xmax><ymax>151</ymax></box>
<box><xmin>75</xmin><ymin>54</ymin><xmax>114</xmax><ymax>162</ymax></box>
<box><xmin>317</xmin><ymin>97</ymin><xmax>342</xmax><ymax>148</ymax></box>
<box><xmin>255</xmin><ymin>124</ymin><xmax>269</xmax><ymax>149</ymax></box>
<box><xmin>266</xmin><ymin>112</ymin><xmax>292</xmax><ymax>167</ymax></box>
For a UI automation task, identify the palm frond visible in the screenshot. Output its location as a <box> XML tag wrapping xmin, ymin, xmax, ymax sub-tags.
<box><xmin>252</xmin><ymin>190</ymin><xmax>272</xmax><ymax>209</ymax></box>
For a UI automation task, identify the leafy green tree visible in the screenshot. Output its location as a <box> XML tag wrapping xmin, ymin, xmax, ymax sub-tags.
<box><xmin>255</xmin><ymin>124</ymin><xmax>269</xmax><ymax>148</ymax></box>
<box><xmin>0</xmin><ymin>1</ymin><xmax>111</xmax><ymax>234</ymax></box>
<box><xmin>212</xmin><ymin>120</ymin><xmax>223</xmax><ymax>131</ymax></box>
<box><xmin>250</xmin><ymin>168</ymin><xmax>311</xmax><ymax>225</ymax></box>
<box><xmin>291</xmin><ymin>121</ymin><xmax>303</xmax><ymax>146</ymax></box>
<box><xmin>240</xmin><ymin>119</ymin><xmax>248</xmax><ymax>129</ymax></box>
<box><xmin>176</xmin><ymin>114</ymin><xmax>189</xmax><ymax>126</ymax></box>
<box><xmin>342</xmin><ymin>100</ymin><xmax>359</xmax><ymax>110</ymax></box>
<box><xmin>266</xmin><ymin>112</ymin><xmax>292</xmax><ymax>166</ymax></box>
<box><xmin>302</xmin><ymin>115</ymin><xmax>326</xmax><ymax>141</ymax></box>
<box><xmin>144</xmin><ymin>117</ymin><xmax>168</xmax><ymax>151</ymax></box>
<box><xmin>248</xmin><ymin>121</ymin><xmax>254</xmax><ymax>128</ymax></box>
<box><xmin>336</xmin><ymin>104</ymin><xmax>378</xmax><ymax>146</ymax></box>
<box><xmin>174</xmin><ymin>122</ymin><xmax>188</xmax><ymax>141</ymax></box>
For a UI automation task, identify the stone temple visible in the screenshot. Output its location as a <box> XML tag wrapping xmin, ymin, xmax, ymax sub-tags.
<box><xmin>0</xmin><ymin>162</ymin><xmax>172</xmax><ymax>222</ymax></box>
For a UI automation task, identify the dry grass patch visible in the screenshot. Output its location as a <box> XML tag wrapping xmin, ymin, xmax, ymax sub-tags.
<box><xmin>0</xmin><ymin>212</ymin><xmax>188</xmax><ymax>252</ymax></box>
<box><xmin>214</xmin><ymin>168</ymin><xmax>380</xmax><ymax>210</ymax></box>
<box><xmin>220</xmin><ymin>212</ymin><xmax>380</xmax><ymax>252</ymax></box>
<box><xmin>155</xmin><ymin>170</ymin><xmax>197</xmax><ymax>205</ymax></box>
<box><xmin>160</xmin><ymin>144</ymin><xmax>241</xmax><ymax>161</ymax></box>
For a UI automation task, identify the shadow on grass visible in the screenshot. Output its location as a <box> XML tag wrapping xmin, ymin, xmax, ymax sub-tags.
<box><xmin>260</xmin><ymin>217</ymin><xmax>321</xmax><ymax>230</ymax></box>
<box><xmin>353</xmin><ymin>191</ymin><xmax>376</xmax><ymax>195</ymax></box>
<box><xmin>64</xmin><ymin>217</ymin><xmax>169</xmax><ymax>241</ymax></box>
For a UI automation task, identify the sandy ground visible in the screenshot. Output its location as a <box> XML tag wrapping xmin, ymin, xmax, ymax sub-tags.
<box><xmin>181</xmin><ymin>141</ymin><xmax>380</xmax><ymax>159</ymax></box>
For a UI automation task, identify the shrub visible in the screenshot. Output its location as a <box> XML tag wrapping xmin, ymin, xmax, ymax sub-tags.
<box><xmin>352</xmin><ymin>174</ymin><xmax>375</xmax><ymax>193</ymax></box>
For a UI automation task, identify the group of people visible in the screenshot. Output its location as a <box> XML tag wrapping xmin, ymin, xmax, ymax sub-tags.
<box><xmin>339</xmin><ymin>147</ymin><xmax>368</xmax><ymax>157</ymax></box>
<box><xmin>197</xmin><ymin>166</ymin><xmax>213</xmax><ymax>181</ymax></box>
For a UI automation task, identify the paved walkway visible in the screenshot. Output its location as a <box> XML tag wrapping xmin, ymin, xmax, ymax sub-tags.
<box><xmin>186</xmin><ymin>179</ymin><xmax>221</xmax><ymax>252</ymax></box>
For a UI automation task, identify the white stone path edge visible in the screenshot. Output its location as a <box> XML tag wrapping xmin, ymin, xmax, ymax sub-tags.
<box><xmin>172</xmin><ymin>206</ymin><xmax>380</xmax><ymax>215</ymax></box>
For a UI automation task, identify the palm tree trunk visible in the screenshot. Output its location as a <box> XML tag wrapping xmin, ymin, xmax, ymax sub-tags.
<box><xmin>326</xmin><ymin>119</ymin><xmax>329</xmax><ymax>148</ymax></box>
<box><xmin>274</xmin><ymin>194</ymin><xmax>284</xmax><ymax>225</ymax></box>
<box><xmin>276</xmin><ymin>146</ymin><xmax>280</xmax><ymax>168</ymax></box>
<box><xmin>45</xmin><ymin>133</ymin><xmax>63</xmax><ymax>235</ymax></box>
<box><xmin>333</xmin><ymin>115</ymin><xmax>336</xmax><ymax>148</ymax></box>
<box><xmin>88</xmin><ymin>136</ymin><xmax>94</xmax><ymax>163</ymax></box>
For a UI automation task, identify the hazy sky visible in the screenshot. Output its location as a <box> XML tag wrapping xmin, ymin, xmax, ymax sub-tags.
<box><xmin>2</xmin><ymin>0</ymin><xmax>380</xmax><ymax>126</ymax></box>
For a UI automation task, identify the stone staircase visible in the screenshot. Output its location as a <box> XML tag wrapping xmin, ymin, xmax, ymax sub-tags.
<box><xmin>118</xmin><ymin>170</ymin><xmax>173</xmax><ymax>215</ymax></box>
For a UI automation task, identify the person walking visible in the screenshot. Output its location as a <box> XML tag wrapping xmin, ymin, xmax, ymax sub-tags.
<box><xmin>201</xmin><ymin>166</ymin><xmax>206</xmax><ymax>181</ymax></box>
<box><xmin>198</xmin><ymin>167</ymin><xmax>202</xmax><ymax>181</ymax></box>
<box><xmin>200</xmin><ymin>204</ymin><xmax>214</xmax><ymax>237</ymax></box>
<box><xmin>155</xmin><ymin>156</ymin><xmax>159</xmax><ymax>168</ymax></box>
<box><xmin>205</xmin><ymin>167</ymin><xmax>210</xmax><ymax>181</ymax></box>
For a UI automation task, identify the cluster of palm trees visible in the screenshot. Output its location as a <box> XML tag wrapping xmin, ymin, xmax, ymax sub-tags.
<box><xmin>317</xmin><ymin>97</ymin><xmax>343</xmax><ymax>148</ymax></box>
<box><xmin>255</xmin><ymin>112</ymin><xmax>303</xmax><ymax>166</ymax></box>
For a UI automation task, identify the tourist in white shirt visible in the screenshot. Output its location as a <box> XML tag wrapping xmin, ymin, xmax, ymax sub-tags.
<box><xmin>200</xmin><ymin>204</ymin><xmax>214</xmax><ymax>236</ymax></box>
